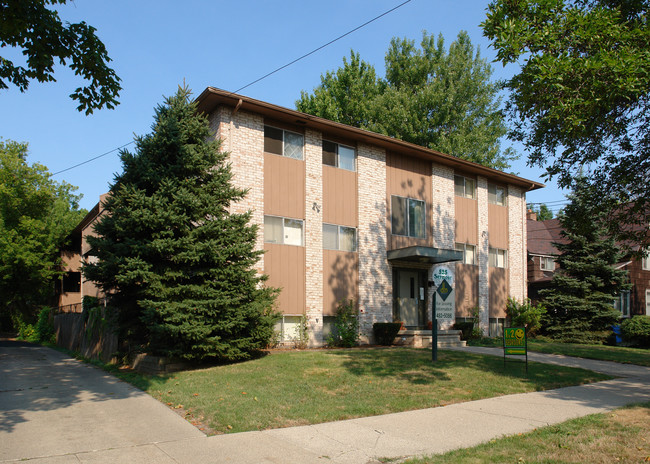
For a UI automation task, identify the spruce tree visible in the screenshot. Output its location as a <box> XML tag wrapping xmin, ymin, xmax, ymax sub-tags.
<box><xmin>540</xmin><ymin>180</ymin><xmax>628</xmax><ymax>343</ymax></box>
<box><xmin>83</xmin><ymin>86</ymin><xmax>278</xmax><ymax>361</ymax></box>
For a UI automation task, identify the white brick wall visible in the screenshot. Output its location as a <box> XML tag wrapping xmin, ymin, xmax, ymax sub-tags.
<box><xmin>477</xmin><ymin>176</ymin><xmax>489</xmax><ymax>334</ymax></box>
<box><xmin>508</xmin><ymin>185</ymin><xmax>526</xmax><ymax>302</ymax></box>
<box><xmin>357</xmin><ymin>143</ymin><xmax>392</xmax><ymax>341</ymax></box>
<box><xmin>304</xmin><ymin>129</ymin><xmax>324</xmax><ymax>345</ymax></box>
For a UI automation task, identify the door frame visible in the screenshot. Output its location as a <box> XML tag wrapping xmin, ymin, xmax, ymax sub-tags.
<box><xmin>392</xmin><ymin>267</ymin><xmax>429</xmax><ymax>328</ymax></box>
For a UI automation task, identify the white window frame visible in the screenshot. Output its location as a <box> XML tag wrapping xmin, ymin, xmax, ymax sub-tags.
<box><xmin>323</xmin><ymin>224</ymin><xmax>357</xmax><ymax>252</ymax></box>
<box><xmin>642</xmin><ymin>248</ymin><xmax>650</xmax><ymax>271</ymax></box>
<box><xmin>614</xmin><ymin>290</ymin><xmax>631</xmax><ymax>318</ymax></box>
<box><xmin>454</xmin><ymin>175</ymin><xmax>476</xmax><ymax>199</ymax></box>
<box><xmin>391</xmin><ymin>195</ymin><xmax>426</xmax><ymax>239</ymax></box>
<box><xmin>540</xmin><ymin>256</ymin><xmax>555</xmax><ymax>271</ymax></box>
<box><xmin>646</xmin><ymin>289</ymin><xmax>650</xmax><ymax>316</ymax></box>
<box><xmin>264</xmin><ymin>215</ymin><xmax>304</xmax><ymax>246</ymax></box>
<box><xmin>488</xmin><ymin>183</ymin><xmax>507</xmax><ymax>206</ymax></box>
<box><xmin>489</xmin><ymin>247</ymin><xmax>508</xmax><ymax>268</ymax></box>
<box><xmin>264</xmin><ymin>125</ymin><xmax>304</xmax><ymax>160</ymax></box>
<box><xmin>322</xmin><ymin>140</ymin><xmax>356</xmax><ymax>172</ymax></box>
<box><xmin>455</xmin><ymin>242</ymin><xmax>476</xmax><ymax>265</ymax></box>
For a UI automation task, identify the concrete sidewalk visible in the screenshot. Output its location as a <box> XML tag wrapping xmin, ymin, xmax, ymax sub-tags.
<box><xmin>2</xmin><ymin>342</ymin><xmax>649</xmax><ymax>464</ymax></box>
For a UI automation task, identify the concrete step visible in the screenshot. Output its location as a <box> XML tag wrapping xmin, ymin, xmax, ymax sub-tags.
<box><xmin>393</xmin><ymin>329</ymin><xmax>466</xmax><ymax>348</ymax></box>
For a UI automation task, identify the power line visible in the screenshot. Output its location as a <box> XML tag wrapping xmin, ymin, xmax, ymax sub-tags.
<box><xmin>51</xmin><ymin>141</ymin><xmax>134</xmax><ymax>176</ymax></box>
<box><xmin>51</xmin><ymin>0</ymin><xmax>412</xmax><ymax>177</ymax></box>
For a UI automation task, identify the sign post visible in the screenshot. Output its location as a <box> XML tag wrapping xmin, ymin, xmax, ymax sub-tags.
<box><xmin>503</xmin><ymin>327</ymin><xmax>528</xmax><ymax>373</ymax></box>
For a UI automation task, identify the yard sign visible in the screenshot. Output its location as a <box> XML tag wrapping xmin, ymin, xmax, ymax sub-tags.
<box><xmin>503</xmin><ymin>327</ymin><xmax>528</xmax><ymax>372</ymax></box>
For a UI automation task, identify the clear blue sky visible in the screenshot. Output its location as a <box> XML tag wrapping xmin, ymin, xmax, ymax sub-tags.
<box><xmin>1</xmin><ymin>0</ymin><xmax>567</xmax><ymax>213</ymax></box>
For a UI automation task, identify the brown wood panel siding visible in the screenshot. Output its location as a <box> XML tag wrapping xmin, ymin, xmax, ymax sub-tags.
<box><xmin>61</xmin><ymin>251</ymin><xmax>81</xmax><ymax>272</ymax></box>
<box><xmin>488</xmin><ymin>203</ymin><xmax>508</xmax><ymax>249</ymax></box>
<box><xmin>455</xmin><ymin>264</ymin><xmax>479</xmax><ymax>317</ymax></box>
<box><xmin>264</xmin><ymin>243</ymin><xmax>306</xmax><ymax>315</ymax></box>
<box><xmin>264</xmin><ymin>153</ymin><xmax>305</xmax><ymax>218</ymax></box>
<box><xmin>455</xmin><ymin>196</ymin><xmax>478</xmax><ymax>244</ymax></box>
<box><xmin>386</xmin><ymin>152</ymin><xmax>432</xmax><ymax>250</ymax></box>
<box><xmin>323</xmin><ymin>165</ymin><xmax>358</xmax><ymax>227</ymax></box>
<box><xmin>323</xmin><ymin>250</ymin><xmax>358</xmax><ymax>316</ymax></box>
<box><xmin>489</xmin><ymin>267</ymin><xmax>508</xmax><ymax>317</ymax></box>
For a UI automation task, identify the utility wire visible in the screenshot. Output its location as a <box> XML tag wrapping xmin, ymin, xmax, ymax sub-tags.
<box><xmin>51</xmin><ymin>0</ymin><xmax>412</xmax><ymax>177</ymax></box>
<box><xmin>233</xmin><ymin>0</ymin><xmax>412</xmax><ymax>95</ymax></box>
<box><xmin>52</xmin><ymin>141</ymin><xmax>134</xmax><ymax>176</ymax></box>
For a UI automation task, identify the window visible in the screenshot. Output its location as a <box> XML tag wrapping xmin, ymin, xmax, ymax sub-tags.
<box><xmin>455</xmin><ymin>243</ymin><xmax>476</xmax><ymax>265</ymax></box>
<box><xmin>488</xmin><ymin>183</ymin><xmax>507</xmax><ymax>206</ymax></box>
<box><xmin>642</xmin><ymin>248</ymin><xmax>650</xmax><ymax>270</ymax></box>
<box><xmin>62</xmin><ymin>271</ymin><xmax>81</xmax><ymax>293</ymax></box>
<box><xmin>646</xmin><ymin>290</ymin><xmax>650</xmax><ymax>316</ymax></box>
<box><xmin>391</xmin><ymin>196</ymin><xmax>425</xmax><ymax>238</ymax></box>
<box><xmin>323</xmin><ymin>224</ymin><xmax>357</xmax><ymax>252</ymax></box>
<box><xmin>264</xmin><ymin>126</ymin><xmax>304</xmax><ymax>160</ymax></box>
<box><xmin>322</xmin><ymin>140</ymin><xmax>355</xmax><ymax>171</ymax></box>
<box><xmin>489</xmin><ymin>247</ymin><xmax>508</xmax><ymax>268</ymax></box>
<box><xmin>264</xmin><ymin>216</ymin><xmax>304</xmax><ymax>246</ymax></box>
<box><xmin>540</xmin><ymin>256</ymin><xmax>555</xmax><ymax>271</ymax></box>
<box><xmin>454</xmin><ymin>175</ymin><xmax>475</xmax><ymax>199</ymax></box>
<box><xmin>614</xmin><ymin>290</ymin><xmax>630</xmax><ymax>318</ymax></box>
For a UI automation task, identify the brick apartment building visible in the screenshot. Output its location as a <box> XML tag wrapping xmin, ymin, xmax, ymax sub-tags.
<box><xmin>57</xmin><ymin>87</ymin><xmax>544</xmax><ymax>345</ymax></box>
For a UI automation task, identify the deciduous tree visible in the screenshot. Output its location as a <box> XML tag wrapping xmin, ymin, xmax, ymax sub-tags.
<box><xmin>483</xmin><ymin>0</ymin><xmax>650</xmax><ymax>250</ymax></box>
<box><xmin>297</xmin><ymin>31</ymin><xmax>515</xmax><ymax>170</ymax></box>
<box><xmin>1</xmin><ymin>0</ymin><xmax>121</xmax><ymax>113</ymax></box>
<box><xmin>0</xmin><ymin>140</ymin><xmax>85</xmax><ymax>329</ymax></box>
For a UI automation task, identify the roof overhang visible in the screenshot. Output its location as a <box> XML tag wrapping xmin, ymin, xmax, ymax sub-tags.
<box><xmin>387</xmin><ymin>246</ymin><xmax>463</xmax><ymax>265</ymax></box>
<box><xmin>195</xmin><ymin>87</ymin><xmax>545</xmax><ymax>192</ymax></box>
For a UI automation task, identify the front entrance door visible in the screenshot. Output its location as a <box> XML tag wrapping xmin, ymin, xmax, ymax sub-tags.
<box><xmin>397</xmin><ymin>270</ymin><xmax>424</xmax><ymax>327</ymax></box>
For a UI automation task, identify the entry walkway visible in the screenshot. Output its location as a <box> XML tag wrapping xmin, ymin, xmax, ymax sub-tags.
<box><xmin>1</xmin><ymin>341</ymin><xmax>649</xmax><ymax>464</ymax></box>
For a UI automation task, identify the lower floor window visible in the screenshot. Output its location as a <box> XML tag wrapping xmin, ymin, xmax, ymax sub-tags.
<box><xmin>614</xmin><ymin>291</ymin><xmax>630</xmax><ymax>318</ymax></box>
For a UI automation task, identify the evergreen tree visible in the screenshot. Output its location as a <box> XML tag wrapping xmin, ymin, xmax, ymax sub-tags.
<box><xmin>297</xmin><ymin>31</ymin><xmax>515</xmax><ymax>171</ymax></box>
<box><xmin>540</xmin><ymin>180</ymin><xmax>628</xmax><ymax>343</ymax></box>
<box><xmin>83</xmin><ymin>86</ymin><xmax>279</xmax><ymax>361</ymax></box>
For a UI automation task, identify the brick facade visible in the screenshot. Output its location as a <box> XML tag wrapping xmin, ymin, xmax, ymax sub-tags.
<box><xmin>477</xmin><ymin>176</ymin><xmax>490</xmax><ymax>333</ymax></box>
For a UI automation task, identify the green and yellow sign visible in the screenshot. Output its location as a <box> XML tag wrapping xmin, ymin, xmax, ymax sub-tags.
<box><xmin>503</xmin><ymin>327</ymin><xmax>527</xmax><ymax>355</ymax></box>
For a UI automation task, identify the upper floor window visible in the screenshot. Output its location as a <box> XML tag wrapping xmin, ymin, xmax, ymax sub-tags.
<box><xmin>540</xmin><ymin>256</ymin><xmax>555</xmax><ymax>271</ymax></box>
<box><xmin>323</xmin><ymin>224</ymin><xmax>357</xmax><ymax>252</ymax></box>
<box><xmin>642</xmin><ymin>248</ymin><xmax>650</xmax><ymax>270</ymax></box>
<box><xmin>488</xmin><ymin>183</ymin><xmax>507</xmax><ymax>206</ymax></box>
<box><xmin>455</xmin><ymin>243</ymin><xmax>476</xmax><ymax>265</ymax></box>
<box><xmin>264</xmin><ymin>215</ymin><xmax>304</xmax><ymax>246</ymax></box>
<box><xmin>264</xmin><ymin>126</ymin><xmax>303</xmax><ymax>160</ymax></box>
<box><xmin>454</xmin><ymin>175</ymin><xmax>475</xmax><ymax>199</ymax></box>
<box><xmin>323</xmin><ymin>140</ymin><xmax>355</xmax><ymax>171</ymax></box>
<box><xmin>489</xmin><ymin>247</ymin><xmax>508</xmax><ymax>268</ymax></box>
<box><xmin>391</xmin><ymin>196</ymin><xmax>425</xmax><ymax>238</ymax></box>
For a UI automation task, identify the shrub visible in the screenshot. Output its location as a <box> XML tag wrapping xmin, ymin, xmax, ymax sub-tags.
<box><xmin>621</xmin><ymin>316</ymin><xmax>650</xmax><ymax>347</ymax></box>
<box><xmin>506</xmin><ymin>297</ymin><xmax>546</xmax><ymax>336</ymax></box>
<box><xmin>35</xmin><ymin>307</ymin><xmax>56</xmax><ymax>344</ymax></box>
<box><xmin>452</xmin><ymin>322</ymin><xmax>475</xmax><ymax>341</ymax></box>
<box><xmin>372</xmin><ymin>322</ymin><xmax>401</xmax><ymax>345</ymax></box>
<box><xmin>327</xmin><ymin>299</ymin><xmax>359</xmax><ymax>347</ymax></box>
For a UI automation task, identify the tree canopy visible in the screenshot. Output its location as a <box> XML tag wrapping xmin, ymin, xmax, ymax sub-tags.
<box><xmin>528</xmin><ymin>203</ymin><xmax>554</xmax><ymax>221</ymax></box>
<box><xmin>83</xmin><ymin>86</ymin><xmax>278</xmax><ymax>361</ymax></box>
<box><xmin>482</xmin><ymin>0</ymin><xmax>650</xmax><ymax>250</ymax></box>
<box><xmin>297</xmin><ymin>31</ymin><xmax>516</xmax><ymax>171</ymax></box>
<box><xmin>0</xmin><ymin>140</ymin><xmax>85</xmax><ymax>329</ymax></box>
<box><xmin>1</xmin><ymin>0</ymin><xmax>121</xmax><ymax>114</ymax></box>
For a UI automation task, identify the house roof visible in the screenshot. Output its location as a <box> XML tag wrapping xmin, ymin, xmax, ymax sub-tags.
<box><xmin>527</xmin><ymin>218</ymin><xmax>565</xmax><ymax>256</ymax></box>
<box><xmin>195</xmin><ymin>87</ymin><xmax>545</xmax><ymax>192</ymax></box>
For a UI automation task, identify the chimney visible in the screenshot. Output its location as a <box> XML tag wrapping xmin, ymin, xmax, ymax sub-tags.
<box><xmin>527</xmin><ymin>209</ymin><xmax>537</xmax><ymax>221</ymax></box>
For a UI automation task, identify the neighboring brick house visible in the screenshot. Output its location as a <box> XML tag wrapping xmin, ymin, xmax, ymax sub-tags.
<box><xmin>58</xmin><ymin>88</ymin><xmax>545</xmax><ymax>344</ymax></box>
<box><xmin>526</xmin><ymin>212</ymin><xmax>650</xmax><ymax>318</ymax></box>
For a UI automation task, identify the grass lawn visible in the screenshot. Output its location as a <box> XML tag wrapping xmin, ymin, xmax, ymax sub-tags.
<box><xmin>469</xmin><ymin>337</ymin><xmax>650</xmax><ymax>367</ymax></box>
<box><xmin>113</xmin><ymin>348</ymin><xmax>609</xmax><ymax>435</ymax></box>
<box><xmin>403</xmin><ymin>402</ymin><xmax>650</xmax><ymax>463</ymax></box>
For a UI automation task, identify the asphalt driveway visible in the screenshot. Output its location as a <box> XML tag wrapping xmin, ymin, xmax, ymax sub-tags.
<box><xmin>0</xmin><ymin>339</ymin><xmax>203</xmax><ymax>462</ymax></box>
